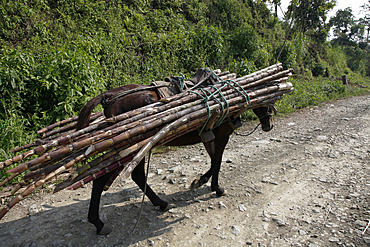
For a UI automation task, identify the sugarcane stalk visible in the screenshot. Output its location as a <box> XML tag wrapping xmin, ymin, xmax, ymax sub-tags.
<box><xmin>103</xmin><ymin>166</ymin><xmax>125</xmax><ymax>191</ymax></box>
<box><xmin>9</xmin><ymin>142</ymin><xmax>40</xmax><ymax>154</ymax></box>
<box><xmin>2</xmin><ymin>129</ymin><xmax>96</xmax><ymax>169</ymax></box>
<box><xmin>235</xmin><ymin>63</ymin><xmax>283</xmax><ymax>82</ymax></box>
<box><xmin>10</xmin><ymin>183</ymin><xmax>23</xmax><ymax>195</ymax></box>
<box><xmin>5</xmin><ymin>149</ymin><xmax>97</xmax><ymax>206</ymax></box>
<box><xmin>67</xmin><ymin>155</ymin><xmax>134</xmax><ymax>191</ymax></box>
<box><xmin>60</xmin><ymin>108</ymin><xmax>216</xmax><ymax>192</ymax></box>
<box><xmin>32</xmin><ymin>128</ymin><xmax>156</xmax><ymax>193</ymax></box>
<box><xmin>0</xmin><ymin>173</ymin><xmax>18</xmax><ymax>187</ymax></box>
<box><xmin>2</xmin><ymin>116</ymin><xmax>110</xmax><ymax>169</ymax></box>
<box><xmin>1</xmin><ymin>149</ymin><xmax>36</xmax><ymax>169</ymax></box>
<box><xmin>74</xmin><ymin>128</ymin><xmax>159</xmax><ymax>178</ymax></box>
<box><xmin>41</xmin><ymin>121</ymin><xmax>81</xmax><ymax>139</ymax></box>
<box><xmin>42</xmin><ymin>115</ymin><xmax>105</xmax><ymax>139</ymax></box>
<box><xmin>54</xmin><ymin>152</ymin><xmax>136</xmax><ymax>193</ymax></box>
<box><xmin>23</xmin><ymin>149</ymin><xmax>86</xmax><ymax>181</ymax></box>
<box><xmin>37</xmin><ymin>112</ymin><xmax>103</xmax><ymax>134</ymax></box>
<box><xmin>67</xmin><ymin>113</ymin><xmax>212</xmax><ymax>191</ymax></box>
<box><xmin>5</xmin><ymin>121</ymin><xmax>124</xmax><ymax>174</ymax></box>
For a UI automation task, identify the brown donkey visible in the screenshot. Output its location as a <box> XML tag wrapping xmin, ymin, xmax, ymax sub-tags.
<box><xmin>76</xmin><ymin>83</ymin><xmax>274</xmax><ymax>235</ymax></box>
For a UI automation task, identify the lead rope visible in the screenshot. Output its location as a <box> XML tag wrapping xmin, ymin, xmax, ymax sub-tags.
<box><xmin>235</xmin><ymin>123</ymin><xmax>261</xmax><ymax>137</ymax></box>
<box><xmin>126</xmin><ymin>150</ymin><xmax>152</xmax><ymax>239</ymax></box>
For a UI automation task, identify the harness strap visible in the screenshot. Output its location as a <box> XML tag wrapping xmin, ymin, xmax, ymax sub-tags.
<box><xmin>106</xmin><ymin>84</ymin><xmax>170</xmax><ymax>104</ymax></box>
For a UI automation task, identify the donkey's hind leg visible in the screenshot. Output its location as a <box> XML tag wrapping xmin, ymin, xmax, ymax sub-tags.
<box><xmin>88</xmin><ymin>172</ymin><xmax>114</xmax><ymax>235</ymax></box>
<box><xmin>131</xmin><ymin>158</ymin><xmax>170</xmax><ymax>211</ymax></box>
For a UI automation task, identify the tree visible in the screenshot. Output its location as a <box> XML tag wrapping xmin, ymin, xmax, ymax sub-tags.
<box><xmin>329</xmin><ymin>5</ymin><xmax>369</xmax><ymax>75</ymax></box>
<box><xmin>330</xmin><ymin>8</ymin><xmax>355</xmax><ymax>39</ymax></box>
<box><xmin>360</xmin><ymin>0</ymin><xmax>369</xmax><ymax>42</ymax></box>
<box><xmin>287</xmin><ymin>0</ymin><xmax>336</xmax><ymax>34</ymax></box>
<box><xmin>329</xmin><ymin>7</ymin><xmax>367</xmax><ymax>44</ymax></box>
<box><xmin>267</xmin><ymin>0</ymin><xmax>281</xmax><ymax>18</ymax></box>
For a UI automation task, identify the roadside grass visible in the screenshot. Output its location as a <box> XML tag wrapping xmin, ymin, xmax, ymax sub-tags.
<box><xmin>241</xmin><ymin>75</ymin><xmax>370</xmax><ymax>120</ymax></box>
<box><xmin>275</xmin><ymin>75</ymin><xmax>370</xmax><ymax>115</ymax></box>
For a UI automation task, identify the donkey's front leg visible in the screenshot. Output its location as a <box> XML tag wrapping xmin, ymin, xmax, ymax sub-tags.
<box><xmin>208</xmin><ymin>123</ymin><xmax>233</xmax><ymax>196</ymax></box>
<box><xmin>190</xmin><ymin>169</ymin><xmax>213</xmax><ymax>190</ymax></box>
<box><xmin>190</xmin><ymin>140</ymin><xmax>226</xmax><ymax>196</ymax></box>
<box><xmin>208</xmin><ymin>146</ymin><xmax>227</xmax><ymax>197</ymax></box>
<box><xmin>190</xmin><ymin>157</ymin><xmax>225</xmax><ymax>196</ymax></box>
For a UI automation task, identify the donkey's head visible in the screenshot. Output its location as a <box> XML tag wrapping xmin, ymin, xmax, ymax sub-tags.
<box><xmin>252</xmin><ymin>105</ymin><xmax>276</xmax><ymax>132</ymax></box>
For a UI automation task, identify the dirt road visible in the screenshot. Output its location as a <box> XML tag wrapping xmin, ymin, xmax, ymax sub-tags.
<box><xmin>1</xmin><ymin>95</ymin><xmax>369</xmax><ymax>247</ymax></box>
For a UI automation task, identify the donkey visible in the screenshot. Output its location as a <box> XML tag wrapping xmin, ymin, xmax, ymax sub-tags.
<box><xmin>76</xmin><ymin>81</ymin><xmax>274</xmax><ymax>235</ymax></box>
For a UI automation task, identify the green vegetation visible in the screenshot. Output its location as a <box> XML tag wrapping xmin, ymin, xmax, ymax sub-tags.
<box><xmin>0</xmin><ymin>0</ymin><xmax>369</xmax><ymax>168</ymax></box>
<box><xmin>276</xmin><ymin>75</ymin><xmax>369</xmax><ymax>114</ymax></box>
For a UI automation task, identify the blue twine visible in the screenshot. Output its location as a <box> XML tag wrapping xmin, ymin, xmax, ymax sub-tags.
<box><xmin>187</xmin><ymin>69</ymin><xmax>251</xmax><ymax>135</ymax></box>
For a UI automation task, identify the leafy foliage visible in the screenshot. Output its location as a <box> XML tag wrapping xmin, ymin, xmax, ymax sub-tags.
<box><xmin>0</xmin><ymin>46</ymin><xmax>105</xmax><ymax>127</ymax></box>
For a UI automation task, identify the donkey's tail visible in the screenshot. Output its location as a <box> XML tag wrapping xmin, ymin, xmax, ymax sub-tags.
<box><xmin>76</xmin><ymin>94</ymin><xmax>104</xmax><ymax>130</ymax></box>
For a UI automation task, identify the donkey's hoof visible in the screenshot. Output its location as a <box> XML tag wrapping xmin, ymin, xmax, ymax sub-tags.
<box><xmin>216</xmin><ymin>189</ymin><xmax>227</xmax><ymax>197</ymax></box>
<box><xmin>97</xmin><ymin>225</ymin><xmax>112</xmax><ymax>235</ymax></box>
<box><xmin>214</xmin><ymin>187</ymin><xmax>227</xmax><ymax>197</ymax></box>
<box><xmin>159</xmin><ymin>202</ymin><xmax>175</xmax><ymax>212</ymax></box>
<box><xmin>190</xmin><ymin>179</ymin><xmax>201</xmax><ymax>190</ymax></box>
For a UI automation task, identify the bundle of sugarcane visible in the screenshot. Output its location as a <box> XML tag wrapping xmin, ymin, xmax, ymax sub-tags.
<box><xmin>0</xmin><ymin>63</ymin><xmax>293</xmax><ymax>219</ymax></box>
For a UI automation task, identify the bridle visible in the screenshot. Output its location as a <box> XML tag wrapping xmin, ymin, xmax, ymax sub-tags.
<box><xmin>266</xmin><ymin>104</ymin><xmax>277</xmax><ymax>117</ymax></box>
<box><xmin>235</xmin><ymin>104</ymin><xmax>276</xmax><ymax>137</ymax></box>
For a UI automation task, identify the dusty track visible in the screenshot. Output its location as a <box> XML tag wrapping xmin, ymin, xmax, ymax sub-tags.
<box><xmin>1</xmin><ymin>95</ymin><xmax>369</xmax><ymax>247</ymax></box>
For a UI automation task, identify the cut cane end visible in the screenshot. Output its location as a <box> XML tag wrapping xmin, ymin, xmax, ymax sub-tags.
<box><xmin>124</xmin><ymin>166</ymin><xmax>133</xmax><ymax>178</ymax></box>
<box><xmin>85</xmin><ymin>146</ymin><xmax>95</xmax><ymax>156</ymax></box>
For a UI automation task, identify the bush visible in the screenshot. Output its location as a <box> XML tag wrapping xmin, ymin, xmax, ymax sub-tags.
<box><xmin>253</xmin><ymin>48</ymin><xmax>271</xmax><ymax>69</ymax></box>
<box><xmin>311</xmin><ymin>61</ymin><xmax>326</xmax><ymax>77</ymax></box>
<box><xmin>229</xmin><ymin>23</ymin><xmax>259</xmax><ymax>60</ymax></box>
<box><xmin>192</xmin><ymin>24</ymin><xmax>225</xmax><ymax>68</ymax></box>
<box><xmin>229</xmin><ymin>58</ymin><xmax>256</xmax><ymax>77</ymax></box>
<box><xmin>0</xmin><ymin>46</ymin><xmax>105</xmax><ymax>128</ymax></box>
<box><xmin>275</xmin><ymin>40</ymin><xmax>297</xmax><ymax>70</ymax></box>
<box><xmin>326</xmin><ymin>45</ymin><xmax>347</xmax><ymax>76</ymax></box>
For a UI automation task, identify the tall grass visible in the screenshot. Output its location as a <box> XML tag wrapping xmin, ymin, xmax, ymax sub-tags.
<box><xmin>0</xmin><ymin>113</ymin><xmax>36</xmax><ymax>182</ymax></box>
<box><xmin>275</xmin><ymin>76</ymin><xmax>370</xmax><ymax>114</ymax></box>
